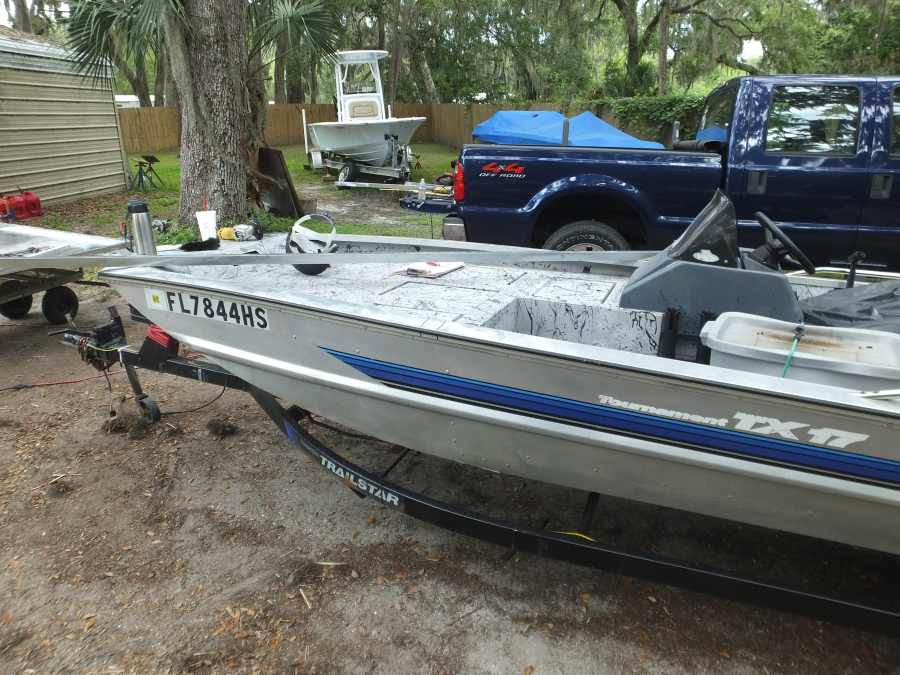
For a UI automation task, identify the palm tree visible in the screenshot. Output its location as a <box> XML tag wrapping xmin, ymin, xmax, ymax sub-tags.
<box><xmin>67</xmin><ymin>0</ymin><xmax>338</xmax><ymax>224</ymax></box>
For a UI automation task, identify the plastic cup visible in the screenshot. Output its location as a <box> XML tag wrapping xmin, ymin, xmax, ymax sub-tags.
<box><xmin>196</xmin><ymin>210</ymin><xmax>217</xmax><ymax>240</ymax></box>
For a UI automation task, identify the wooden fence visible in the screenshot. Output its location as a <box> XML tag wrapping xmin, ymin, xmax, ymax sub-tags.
<box><xmin>117</xmin><ymin>106</ymin><xmax>180</xmax><ymax>154</ymax></box>
<box><xmin>117</xmin><ymin>101</ymin><xmax>666</xmax><ymax>153</ymax></box>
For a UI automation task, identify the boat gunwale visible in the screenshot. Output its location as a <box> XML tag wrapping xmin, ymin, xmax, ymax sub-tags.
<box><xmin>100</xmin><ymin>264</ymin><xmax>900</xmax><ymax>425</ymax></box>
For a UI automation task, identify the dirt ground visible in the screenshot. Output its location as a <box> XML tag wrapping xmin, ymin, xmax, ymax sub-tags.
<box><xmin>298</xmin><ymin>179</ymin><xmax>442</xmax><ymax>233</ymax></box>
<box><xmin>2</xmin><ymin>288</ymin><xmax>900</xmax><ymax>674</ymax></box>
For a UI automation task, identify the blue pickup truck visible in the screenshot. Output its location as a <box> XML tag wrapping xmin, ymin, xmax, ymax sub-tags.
<box><xmin>443</xmin><ymin>75</ymin><xmax>900</xmax><ymax>270</ymax></box>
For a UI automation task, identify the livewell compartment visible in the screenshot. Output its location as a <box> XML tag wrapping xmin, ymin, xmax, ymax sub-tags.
<box><xmin>483</xmin><ymin>297</ymin><xmax>663</xmax><ymax>354</ymax></box>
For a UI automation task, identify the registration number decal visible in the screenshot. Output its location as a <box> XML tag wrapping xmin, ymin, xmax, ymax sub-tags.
<box><xmin>145</xmin><ymin>289</ymin><xmax>269</xmax><ymax>329</ymax></box>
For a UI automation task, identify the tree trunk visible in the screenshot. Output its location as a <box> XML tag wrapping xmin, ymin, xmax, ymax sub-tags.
<box><xmin>377</xmin><ymin>12</ymin><xmax>386</xmax><ymax>50</ymax></box>
<box><xmin>387</xmin><ymin>0</ymin><xmax>409</xmax><ymax>105</ymax></box>
<box><xmin>110</xmin><ymin>39</ymin><xmax>153</xmax><ymax>108</ymax></box>
<box><xmin>164</xmin><ymin>0</ymin><xmax>248</xmax><ymax>225</ymax></box>
<box><xmin>247</xmin><ymin>48</ymin><xmax>268</xmax><ymax>152</ymax></box>
<box><xmin>274</xmin><ymin>33</ymin><xmax>288</xmax><ymax>104</ymax></box>
<box><xmin>13</xmin><ymin>0</ymin><xmax>32</xmax><ymax>33</ymax></box>
<box><xmin>308</xmin><ymin>57</ymin><xmax>318</xmax><ymax>104</ymax></box>
<box><xmin>154</xmin><ymin>47</ymin><xmax>167</xmax><ymax>107</ymax></box>
<box><xmin>520</xmin><ymin>58</ymin><xmax>540</xmax><ymax>100</ymax></box>
<box><xmin>131</xmin><ymin>65</ymin><xmax>153</xmax><ymax>108</ymax></box>
<box><xmin>286</xmin><ymin>49</ymin><xmax>305</xmax><ymax>103</ymax></box>
<box><xmin>657</xmin><ymin>1</ymin><xmax>669</xmax><ymax>94</ymax></box>
<box><xmin>401</xmin><ymin>58</ymin><xmax>420</xmax><ymax>103</ymax></box>
<box><xmin>123</xmin><ymin>57</ymin><xmax>153</xmax><ymax>108</ymax></box>
<box><xmin>612</xmin><ymin>0</ymin><xmax>675</xmax><ymax>95</ymax></box>
<box><xmin>415</xmin><ymin>52</ymin><xmax>438</xmax><ymax>103</ymax></box>
<box><xmin>164</xmin><ymin>48</ymin><xmax>179</xmax><ymax>110</ymax></box>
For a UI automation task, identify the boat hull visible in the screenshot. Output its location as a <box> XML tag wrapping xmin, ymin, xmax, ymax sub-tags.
<box><xmin>107</xmin><ymin>274</ymin><xmax>900</xmax><ymax>555</ymax></box>
<box><xmin>308</xmin><ymin>117</ymin><xmax>425</xmax><ymax>166</ymax></box>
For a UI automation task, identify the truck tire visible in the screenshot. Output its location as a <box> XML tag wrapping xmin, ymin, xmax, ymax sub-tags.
<box><xmin>542</xmin><ymin>220</ymin><xmax>630</xmax><ymax>251</ymax></box>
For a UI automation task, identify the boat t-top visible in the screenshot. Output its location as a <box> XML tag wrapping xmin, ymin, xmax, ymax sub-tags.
<box><xmin>305</xmin><ymin>50</ymin><xmax>426</xmax><ymax>182</ymax></box>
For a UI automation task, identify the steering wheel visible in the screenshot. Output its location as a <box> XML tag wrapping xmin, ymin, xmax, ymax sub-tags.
<box><xmin>753</xmin><ymin>211</ymin><xmax>816</xmax><ymax>275</ymax></box>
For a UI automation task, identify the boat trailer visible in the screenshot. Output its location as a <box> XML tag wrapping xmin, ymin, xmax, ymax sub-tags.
<box><xmin>64</xmin><ymin>307</ymin><xmax>900</xmax><ymax>635</ymax></box>
<box><xmin>0</xmin><ymin>267</ymin><xmax>103</xmax><ymax>324</ymax></box>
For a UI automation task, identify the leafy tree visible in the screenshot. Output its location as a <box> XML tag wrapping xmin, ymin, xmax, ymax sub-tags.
<box><xmin>67</xmin><ymin>0</ymin><xmax>338</xmax><ymax>224</ymax></box>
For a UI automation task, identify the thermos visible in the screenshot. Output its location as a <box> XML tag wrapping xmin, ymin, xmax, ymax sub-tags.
<box><xmin>127</xmin><ymin>198</ymin><xmax>156</xmax><ymax>255</ymax></box>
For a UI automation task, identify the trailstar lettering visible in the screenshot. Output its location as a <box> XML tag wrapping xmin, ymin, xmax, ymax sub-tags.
<box><xmin>319</xmin><ymin>457</ymin><xmax>401</xmax><ymax>506</ymax></box>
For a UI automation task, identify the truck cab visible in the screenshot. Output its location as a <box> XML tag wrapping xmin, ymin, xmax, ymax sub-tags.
<box><xmin>447</xmin><ymin>75</ymin><xmax>900</xmax><ymax>271</ymax></box>
<box><xmin>720</xmin><ymin>76</ymin><xmax>900</xmax><ymax>270</ymax></box>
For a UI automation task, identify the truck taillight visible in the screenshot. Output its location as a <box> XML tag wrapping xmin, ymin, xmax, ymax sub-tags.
<box><xmin>453</xmin><ymin>160</ymin><xmax>465</xmax><ymax>202</ymax></box>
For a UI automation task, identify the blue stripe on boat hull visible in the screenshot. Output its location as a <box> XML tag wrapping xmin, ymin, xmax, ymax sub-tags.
<box><xmin>323</xmin><ymin>348</ymin><xmax>900</xmax><ymax>487</ymax></box>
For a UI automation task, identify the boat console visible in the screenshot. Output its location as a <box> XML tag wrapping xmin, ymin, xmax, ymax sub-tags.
<box><xmin>619</xmin><ymin>190</ymin><xmax>803</xmax><ymax>335</ymax></box>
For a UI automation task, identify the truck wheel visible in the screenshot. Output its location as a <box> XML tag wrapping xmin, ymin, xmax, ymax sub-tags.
<box><xmin>542</xmin><ymin>221</ymin><xmax>630</xmax><ymax>252</ymax></box>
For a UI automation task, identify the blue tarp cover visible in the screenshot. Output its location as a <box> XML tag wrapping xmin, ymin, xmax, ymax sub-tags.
<box><xmin>472</xmin><ymin>110</ymin><xmax>664</xmax><ymax>149</ymax></box>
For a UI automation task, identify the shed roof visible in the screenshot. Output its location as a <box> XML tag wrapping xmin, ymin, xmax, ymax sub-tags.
<box><xmin>0</xmin><ymin>25</ymin><xmax>67</xmax><ymax>56</ymax></box>
<box><xmin>0</xmin><ymin>25</ymin><xmax>111</xmax><ymax>77</ymax></box>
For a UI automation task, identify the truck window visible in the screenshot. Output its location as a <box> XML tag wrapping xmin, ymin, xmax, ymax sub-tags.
<box><xmin>697</xmin><ymin>82</ymin><xmax>736</xmax><ymax>142</ymax></box>
<box><xmin>765</xmin><ymin>85</ymin><xmax>859</xmax><ymax>155</ymax></box>
<box><xmin>892</xmin><ymin>87</ymin><xmax>900</xmax><ymax>155</ymax></box>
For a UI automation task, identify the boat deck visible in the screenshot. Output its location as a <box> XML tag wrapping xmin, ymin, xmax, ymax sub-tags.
<box><xmin>113</xmin><ymin>235</ymin><xmax>669</xmax><ymax>354</ymax></box>
<box><xmin>108</xmin><ymin>234</ymin><xmax>844</xmax><ymax>359</ymax></box>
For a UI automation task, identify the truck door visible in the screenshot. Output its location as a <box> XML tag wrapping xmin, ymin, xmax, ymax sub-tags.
<box><xmin>727</xmin><ymin>79</ymin><xmax>875</xmax><ymax>267</ymax></box>
<box><xmin>857</xmin><ymin>80</ymin><xmax>900</xmax><ymax>270</ymax></box>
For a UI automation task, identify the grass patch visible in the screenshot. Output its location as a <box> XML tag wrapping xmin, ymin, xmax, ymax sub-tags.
<box><xmin>303</xmin><ymin>221</ymin><xmax>434</xmax><ymax>239</ymax></box>
<box><xmin>126</xmin><ymin>142</ymin><xmax>458</xmax><ymax>191</ymax></box>
<box><xmin>126</xmin><ymin>152</ymin><xmax>182</xmax><ymax>190</ymax></box>
<box><xmin>156</xmin><ymin>226</ymin><xmax>202</xmax><ymax>245</ymax></box>
<box><xmin>30</xmin><ymin>141</ymin><xmax>455</xmax><ymax>240</ymax></box>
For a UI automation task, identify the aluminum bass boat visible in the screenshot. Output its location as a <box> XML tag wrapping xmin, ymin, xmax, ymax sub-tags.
<box><xmin>99</xmin><ymin>193</ymin><xmax>900</xmax><ymax>555</ymax></box>
<box><xmin>306</xmin><ymin>50</ymin><xmax>425</xmax><ymax>181</ymax></box>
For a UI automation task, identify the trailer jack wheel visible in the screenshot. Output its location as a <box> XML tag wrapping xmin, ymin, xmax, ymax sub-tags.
<box><xmin>136</xmin><ymin>396</ymin><xmax>161</xmax><ymax>422</ymax></box>
<box><xmin>41</xmin><ymin>285</ymin><xmax>79</xmax><ymax>324</ymax></box>
<box><xmin>0</xmin><ymin>281</ymin><xmax>33</xmax><ymax>319</ymax></box>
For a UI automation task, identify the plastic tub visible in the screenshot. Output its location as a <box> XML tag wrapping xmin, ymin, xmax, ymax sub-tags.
<box><xmin>699</xmin><ymin>312</ymin><xmax>900</xmax><ymax>391</ymax></box>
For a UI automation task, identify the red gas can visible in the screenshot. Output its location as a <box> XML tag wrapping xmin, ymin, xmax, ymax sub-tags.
<box><xmin>5</xmin><ymin>194</ymin><xmax>27</xmax><ymax>219</ymax></box>
<box><xmin>0</xmin><ymin>192</ymin><xmax>42</xmax><ymax>220</ymax></box>
<box><xmin>21</xmin><ymin>191</ymin><xmax>42</xmax><ymax>217</ymax></box>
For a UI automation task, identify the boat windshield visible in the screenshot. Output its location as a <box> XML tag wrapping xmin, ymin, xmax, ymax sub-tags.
<box><xmin>667</xmin><ymin>190</ymin><xmax>740</xmax><ymax>268</ymax></box>
<box><xmin>341</xmin><ymin>63</ymin><xmax>378</xmax><ymax>95</ymax></box>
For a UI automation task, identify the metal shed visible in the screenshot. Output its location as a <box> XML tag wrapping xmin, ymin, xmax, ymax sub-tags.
<box><xmin>0</xmin><ymin>27</ymin><xmax>128</xmax><ymax>205</ymax></box>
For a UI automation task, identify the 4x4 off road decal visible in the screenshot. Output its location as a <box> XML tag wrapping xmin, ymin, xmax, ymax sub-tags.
<box><xmin>479</xmin><ymin>162</ymin><xmax>526</xmax><ymax>179</ymax></box>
